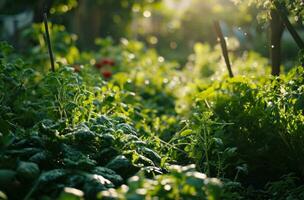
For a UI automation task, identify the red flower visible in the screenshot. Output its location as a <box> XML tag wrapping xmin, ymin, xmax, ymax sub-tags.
<box><xmin>95</xmin><ymin>58</ymin><xmax>115</xmax><ymax>69</ymax></box>
<box><xmin>102</xmin><ymin>58</ymin><xmax>115</xmax><ymax>66</ymax></box>
<box><xmin>95</xmin><ymin>61</ymin><xmax>103</xmax><ymax>69</ymax></box>
<box><xmin>102</xmin><ymin>71</ymin><xmax>112</xmax><ymax>78</ymax></box>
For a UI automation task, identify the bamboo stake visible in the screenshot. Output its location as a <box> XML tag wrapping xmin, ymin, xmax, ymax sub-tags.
<box><xmin>213</xmin><ymin>21</ymin><xmax>234</xmax><ymax>78</ymax></box>
<box><xmin>43</xmin><ymin>12</ymin><xmax>55</xmax><ymax>72</ymax></box>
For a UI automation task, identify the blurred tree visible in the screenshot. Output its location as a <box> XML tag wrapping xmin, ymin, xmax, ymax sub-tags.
<box><xmin>70</xmin><ymin>0</ymin><xmax>161</xmax><ymax>49</ymax></box>
<box><xmin>132</xmin><ymin>0</ymin><xmax>257</xmax><ymax>64</ymax></box>
<box><xmin>270</xmin><ymin>9</ymin><xmax>284</xmax><ymax>75</ymax></box>
<box><xmin>234</xmin><ymin>0</ymin><xmax>304</xmax><ymax>75</ymax></box>
<box><xmin>0</xmin><ymin>0</ymin><xmax>77</xmax><ymax>21</ymax></box>
<box><xmin>0</xmin><ymin>0</ymin><xmax>160</xmax><ymax>49</ymax></box>
<box><xmin>0</xmin><ymin>0</ymin><xmax>77</xmax><ymax>48</ymax></box>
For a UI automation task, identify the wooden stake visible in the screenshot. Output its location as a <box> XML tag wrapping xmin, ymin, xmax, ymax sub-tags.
<box><xmin>213</xmin><ymin>21</ymin><xmax>234</xmax><ymax>78</ymax></box>
<box><xmin>43</xmin><ymin>12</ymin><xmax>55</xmax><ymax>72</ymax></box>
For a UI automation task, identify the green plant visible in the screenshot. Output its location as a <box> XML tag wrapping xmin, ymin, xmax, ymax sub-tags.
<box><xmin>98</xmin><ymin>164</ymin><xmax>224</xmax><ymax>200</ymax></box>
<box><xmin>191</xmin><ymin>67</ymin><xmax>304</xmax><ymax>186</ymax></box>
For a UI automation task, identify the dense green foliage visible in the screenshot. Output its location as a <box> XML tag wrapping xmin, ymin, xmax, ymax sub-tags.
<box><xmin>235</xmin><ymin>0</ymin><xmax>304</xmax><ymax>22</ymax></box>
<box><xmin>188</xmin><ymin>68</ymin><xmax>304</xmax><ymax>182</ymax></box>
<box><xmin>0</xmin><ymin>12</ymin><xmax>304</xmax><ymax>199</ymax></box>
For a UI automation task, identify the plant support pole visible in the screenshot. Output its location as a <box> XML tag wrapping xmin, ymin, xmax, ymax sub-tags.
<box><xmin>213</xmin><ymin>21</ymin><xmax>234</xmax><ymax>78</ymax></box>
<box><xmin>43</xmin><ymin>12</ymin><xmax>55</xmax><ymax>72</ymax></box>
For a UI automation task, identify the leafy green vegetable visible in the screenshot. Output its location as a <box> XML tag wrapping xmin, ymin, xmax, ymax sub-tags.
<box><xmin>92</xmin><ymin>167</ymin><xmax>123</xmax><ymax>187</ymax></box>
<box><xmin>1</xmin><ymin>23</ymin><xmax>304</xmax><ymax>200</ymax></box>
<box><xmin>16</xmin><ymin>162</ymin><xmax>40</xmax><ymax>181</ymax></box>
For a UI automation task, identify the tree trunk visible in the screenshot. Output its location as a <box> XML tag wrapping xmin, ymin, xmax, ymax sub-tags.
<box><xmin>270</xmin><ymin>9</ymin><xmax>285</xmax><ymax>76</ymax></box>
<box><xmin>72</xmin><ymin>0</ymin><xmax>103</xmax><ymax>49</ymax></box>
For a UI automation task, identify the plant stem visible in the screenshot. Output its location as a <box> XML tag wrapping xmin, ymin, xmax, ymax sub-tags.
<box><xmin>202</xmin><ymin>123</ymin><xmax>210</xmax><ymax>176</ymax></box>
<box><xmin>23</xmin><ymin>178</ymin><xmax>40</xmax><ymax>200</ymax></box>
